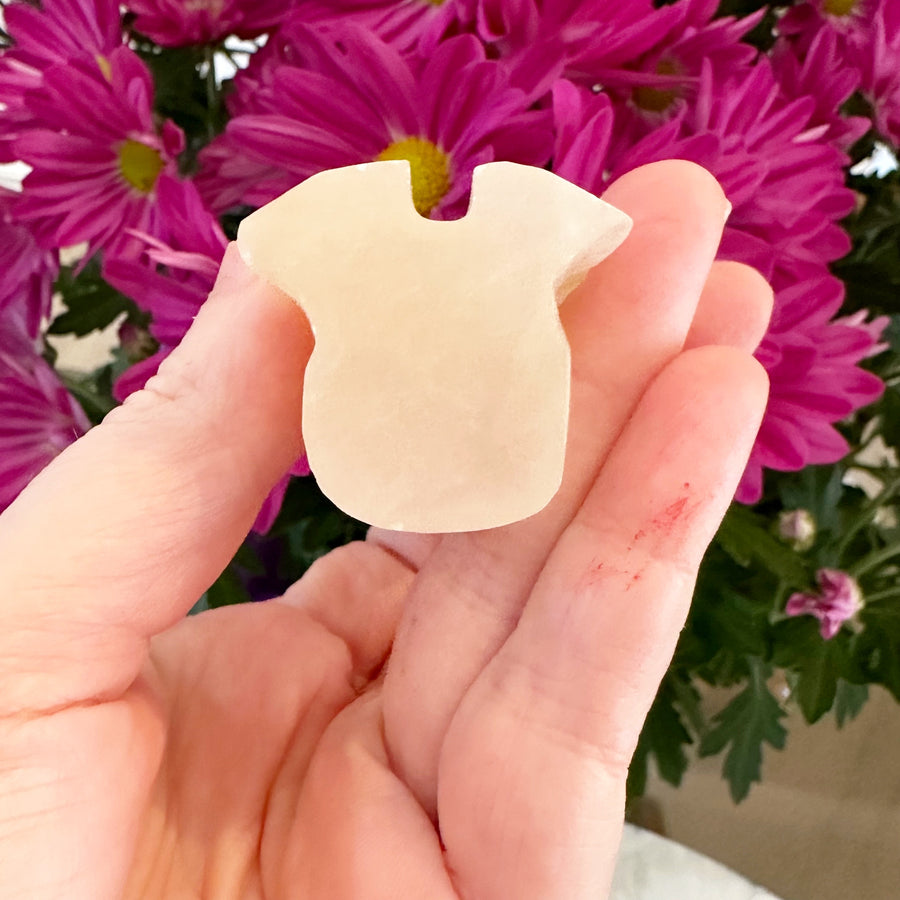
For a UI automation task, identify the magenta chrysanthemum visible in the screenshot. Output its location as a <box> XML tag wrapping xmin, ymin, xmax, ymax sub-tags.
<box><xmin>299</xmin><ymin>0</ymin><xmax>472</xmax><ymax>56</ymax></box>
<box><xmin>125</xmin><ymin>0</ymin><xmax>295</xmax><ymax>47</ymax></box>
<box><xmin>0</xmin><ymin>321</ymin><xmax>90</xmax><ymax>514</ymax></box>
<box><xmin>550</xmin><ymin>58</ymin><xmax>885</xmax><ymax>504</ymax></box>
<box><xmin>104</xmin><ymin>175</ymin><xmax>227</xmax><ymax>357</ymax></box>
<box><xmin>11</xmin><ymin>46</ymin><xmax>185</xmax><ymax>257</ymax></box>
<box><xmin>199</xmin><ymin>24</ymin><xmax>552</xmax><ymax>218</ymax></box>
<box><xmin>771</xmin><ymin>27</ymin><xmax>870</xmax><ymax>151</ymax></box>
<box><xmin>0</xmin><ymin>189</ymin><xmax>57</xmax><ymax>338</ymax></box>
<box><xmin>0</xmin><ymin>0</ymin><xmax>123</xmax><ymax>159</ymax></box>
<box><xmin>102</xmin><ymin>176</ymin><xmax>309</xmax><ymax>532</ymax></box>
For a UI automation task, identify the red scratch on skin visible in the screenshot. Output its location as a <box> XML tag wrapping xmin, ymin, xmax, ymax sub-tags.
<box><xmin>625</xmin><ymin>571</ymin><xmax>643</xmax><ymax>592</ymax></box>
<box><xmin>577</xmin><ymin>558</ymin><xmax>606</xmax><ymax>592</ymax></box>
<box><xmin>651</xmin><ymin>495</ymin><xmax>690</xmax><ymax>535</ymax></box>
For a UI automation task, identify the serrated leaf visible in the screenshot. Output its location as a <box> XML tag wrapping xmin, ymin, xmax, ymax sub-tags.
<box><xmin>628</xmin><ymin>676</ymin><xmax>693</xmax><ymax>798</ymax></box>
<box><xmin>699</xmin><ymin>660</ymin><xmax>787</xmax><ymax>802</ymax></box>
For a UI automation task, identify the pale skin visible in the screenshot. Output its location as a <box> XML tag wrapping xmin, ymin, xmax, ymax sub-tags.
<box><xmin>0</xmin><ymin>162</ymin><xmax>772</xmax><ymax>900</ymax></box>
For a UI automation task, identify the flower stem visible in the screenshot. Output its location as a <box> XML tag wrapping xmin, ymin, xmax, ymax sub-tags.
<box><xmin>863</xmin><ymin>587</ymin><xmax>900</xmax><ymax>605</ymax></box>
<box><xmin>849</xmin><ymin>542</ymin><xmax>900</xmax><ymax>579</ymax></box>
<box><xmin>835</xmin><ymin>472</ymin><xmax>900</xmax><ymax>559</ymax></box>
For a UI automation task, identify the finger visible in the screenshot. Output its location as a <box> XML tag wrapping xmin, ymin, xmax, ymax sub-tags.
<box><xmin>684</xmin><ymin>260</ymin><xmax>773</xmax><ymax>352</ymax></box>
<box><xmin>382</xmin><ymin>160</ymin><xmax>731</xmax><ymax>814</ymax></box>
<box><xmin>278</xmin><ymin>689</ymin><xmax>459</xmax><ymax>900</ymax></box>
<box><xmin>438</xmin><ymin>346</ymin><xmax>768</xmax><ymax>900</ymax></box>
<box><xmin>277</xmin><ymin>541</ymin><xmax>417</xmax><ymax>689</ymax></box>
<box><xmin>0</xmin><ymin>245</ymin><xmax>314</xmax><ymax>715</ymax></box>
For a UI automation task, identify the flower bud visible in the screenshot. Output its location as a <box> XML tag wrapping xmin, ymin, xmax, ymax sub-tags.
<box><xmin>777</xmin><ymin>509</ymin><xmax>816</xmax><ymax>552</ymax></box>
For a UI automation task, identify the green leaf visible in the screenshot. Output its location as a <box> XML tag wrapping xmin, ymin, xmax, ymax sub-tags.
<box><xmin>628</xmin><ymin>675</ymin><xmax>694</xmax><ymax>798</ymax></box>
<box><xmin>834</xmin><ymin>680</ymin><xmax>869</xmax><ymax>728</ymax></box>
<box><xmin>699</xmin><ymin>659</ymin><xmax>787</xmax><ymax>803</ymax></box>
<box><xmin>853</xmin><ymin>603</ymin><xmax>900</xmax><ymax>701</ymax></box>
<box><xmin>204</xmin><ymin>566</ymin><xmax>251</xmax><ymax>609</ymax></box>
<box><xmin>881</xmin><ymin>387</ymin><xmax>900</xmax><ymax>448</ymax></box>
<box><xmin>771</xmin><ymin>618</ymin><xmax>848</xmax><ymax>723</ymax></box>
<box><xmin>50</xmin><ymin>259</ymin><xmax>136</xmax><ymax>337</ymax></box>
<box><xmin>716</xmin><ymin>504</ymin><xmax>811</xmax><ymax>586</ymax></box>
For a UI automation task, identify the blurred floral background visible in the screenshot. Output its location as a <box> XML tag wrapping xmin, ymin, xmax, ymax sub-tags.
<box><xmin>1</xmin><ymin>0</ymin><xmax>898</xmax><ymax>804</ymax></box>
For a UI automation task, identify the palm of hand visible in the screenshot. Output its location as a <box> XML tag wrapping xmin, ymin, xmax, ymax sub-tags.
<box><xmin>0</xmin><ymin>163</ymin><xmax>771</xmax><ymax>900</ymax></box>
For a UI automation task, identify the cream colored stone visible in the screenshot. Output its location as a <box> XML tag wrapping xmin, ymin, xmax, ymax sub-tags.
<box><xmin>237</xmin><ymin>161</ymin><xmax>631</xmax><ymax>532</ymax></box>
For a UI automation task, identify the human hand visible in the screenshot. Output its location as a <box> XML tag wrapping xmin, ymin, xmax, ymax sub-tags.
<box><xmin>0</xmin><ymin>161</ymin><xmax>771</xmax><ymax>900</ymax></box>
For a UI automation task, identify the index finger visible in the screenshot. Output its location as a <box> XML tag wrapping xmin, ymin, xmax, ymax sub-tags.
<box><xmin>0</xmin><ymin>246</ymin><xmax>313</xmax><ymax>715</ymax></box>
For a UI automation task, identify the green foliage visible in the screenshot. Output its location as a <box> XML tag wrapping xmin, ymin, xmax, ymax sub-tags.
<box><xmin>834</xmin><ymin>680</ymin><xmax>868</xmax><ymax>728</ymax></box>
<box><xmin>627</xmin><ymin>675</ymin><xmax>700</xmax><ymax>797</ymax></box>
<box><xmin>49</xmin><ymin>259</ymin><xmax>139</xmax><ymax>338</ymax></box>
<box><xmin>717</xmin><ymin>504</ymin><xmax>811</xmax><ymax>586</ymax></box>
<box><xmin>699</xmin><ymin>660</ymin><xmax>788</xmax><ymax>803</ymax></box>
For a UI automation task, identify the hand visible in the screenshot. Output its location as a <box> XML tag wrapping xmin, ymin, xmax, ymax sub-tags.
<box><xmin>0</xmin><ymin>161</ymin><xmax>771</xmax><ymax>900</ymax></box>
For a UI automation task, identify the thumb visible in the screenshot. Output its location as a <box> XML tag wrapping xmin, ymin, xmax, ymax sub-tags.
<box><xmin>0</xmin><ymin>244</ymin><xmax>313</xmax><ymax>714</ymax></box>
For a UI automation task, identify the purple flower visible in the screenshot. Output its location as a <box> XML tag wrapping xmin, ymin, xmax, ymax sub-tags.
<box><xmin>299</xmin><ymin>0</ymin><xmax>474</xmax><ymax>57</ymax></box>
<box><xmin>103</xmin><ymin>175</ymin><xmax>227</xmax><ymax>353</ymax></box>
<box><xmin>550</xmin><ymin>60</ymin><xmax>886</xmax><ymax>504</ymax></box>
<box><xmin>786</xmin><ymin>568</ymin><xmax>863</xmax><ymax>639</ymax></box>
<box><xmin>0</xmin><ymin>320</ymin><xmax>90</xmax><ymax>514</ymax></box>
<box><xmin>202</xmin><ymin>25</ymin><xmax>552</xmax><ymax>219</ymax></box>
<box><xmin>103</xmin><ymin>177</ymin><xmax>310</xmax><ymax>533</ymax></box>
<box><xmin>771</xmin><ymin>26</ymin><xmax>870</xmax><ymax>151</ymax></box>
<box><xmin>0</xmin><ymin>0</ymin><xmax>123</xmax><ymax>159</ymax></box>
<box><xmin>11</xmin><ymin>46</ymin><xmax>185</xmax><ymax>257</ymax></box>
<box><xmin>0</xmin><ymin>189</ymin><xmax>57</xmax><ymax>338</ymax></box>
<box><xmin>124</xmin><ymin>0</ymin><xmax>295</xmax><ymax>46</ymax></box>
<box><xmin>779</xmin><ymin>0</ymin><xmax>900</xmax><ymax>144</ymax></box>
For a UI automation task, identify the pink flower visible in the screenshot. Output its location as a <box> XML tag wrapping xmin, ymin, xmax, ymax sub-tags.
<box><xmin>0</xmin><ymin>0</ymin><xmax>123</xmax><ymax>159</ymax></box>
<box><xmin>102</xmin><ymin>177</ymin><xmax>309</xmax><ymax>532</ymax></box>
<box><xmin>124</xmin><ymin>0</ymin><xmax>295</xmax><ymax>47</ymax></box>
<box><xmin>591</xmin><ymin>0</ymin><xmax>764</xmax><ymax>117</ymax></box>
<box><xmin>0</xmin><ymin>189</ymin><xmax>57</xmax><ymax>338</ymax></box>
<box><xmin>202</xmin><ymin>25</ymin><xmax>552</xmax><ymax>218</ymax></box>
<box><xmin>298</xmin><ymin>0</ymin><xmax>474</xmax><ymax>56</ymax></box>
<box><xmin>786</xmin><ymin>568</ymin><xmax>863</xmax><ymax>639</ymax></box>
<box><xmin>550</xmin><ymin>62</ymin><xmax>885</xmax><ymax>503</ymax></box>
<box><xmin>11</xmin><ymin>46</ymin><xmax>185</xmax><ymax>257</ymax></box>
<box><xmin>0</xmin><ymin>320</ymin><xmax>90</xmax><ymax>514</ymax></box>
<box><xmin>736</xmin><ymin>279</ymin><xmax>886</xmax><ymax>502</ymax></box>
<box><xmin>779</xmin><ymin>0</ymin><xmax>900</xmax><ymax>144</ymax></box>
<box><xmin>847</xmin><ymin>2</ymin><xmax>900</xmax><ymax>145</ymax></box>
<box><xmin>103</xmin><ymin>175</ymin><xmax>227</xmax><ymax>353</ymax></box>
<box><xmin>771</xmin><ymin>26</ymin><xmax>869</xmax><ymax>150</ymax></box>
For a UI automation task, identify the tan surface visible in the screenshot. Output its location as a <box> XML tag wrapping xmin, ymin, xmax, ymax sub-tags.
<box><xmin>238</xmin><ymin>160</ymin><xmax>631</xmax><ymax>532</ymax></box>
<box><xmin>649</xmin><ymin>686</ymin><xmax>900</xmax><ymax>900</ymax></box>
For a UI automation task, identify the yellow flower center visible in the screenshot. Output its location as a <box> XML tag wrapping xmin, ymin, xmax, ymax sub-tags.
<box><xmin>96</xmin><ymin>54</ymin><xmax>113</xmax><ymax>82</ymax></box>
<box><xmin>118</xmin><ymin>139</ymin><xmax>165</xmax><ymax>194</ymax></box>
<box><xmin>376</xmin><ymin>136</ymin><xmax>451</xmax><ymax>217</ymax></box>
<box><xmin>632</xmin><ymin>59</ymin><xmax>682</xmax><ymax>113</ymax></box>
<box><xmin>823</xmin><ymin>0</ymin><xmax>857</xmax><ymax>13</ymax></box>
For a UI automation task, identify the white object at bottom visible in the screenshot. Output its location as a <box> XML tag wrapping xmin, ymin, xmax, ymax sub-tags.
<box><xmin>611</xmin><ymin>824</ymin><xmax>786</xmax><ymax>900</ymax></box>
